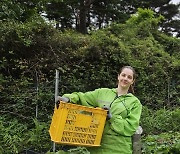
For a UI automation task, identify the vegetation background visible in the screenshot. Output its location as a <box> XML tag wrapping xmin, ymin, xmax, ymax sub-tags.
<box><xmin>0</xmin><ymin>0</ymin><xmax>180</xmax><ymax>153</ymax></box>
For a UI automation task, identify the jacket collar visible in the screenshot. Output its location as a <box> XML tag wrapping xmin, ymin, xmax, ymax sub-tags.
<box><xmin>111</xmin><ymin>88</ymin><xmax>133</xmax><ymax>97</ymax></box>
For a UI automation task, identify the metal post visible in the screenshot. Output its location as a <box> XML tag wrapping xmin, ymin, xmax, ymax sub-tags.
<box><xmin>53</xmin><ymin>142</ymin><xmax>56</xmax><ymax>153</ymax></box>
<box><xmin>53</xmin><ymin>69</ymin><xmax>59</xmax><ymax>152</ymax></box>
<box><xmin>35</xmin><ymin>71</ymin><xmax>39</xmax><ymax>118</ymax></box>
<box><xmin>55</xmin><ymin>69</ymin><xmax>59</xmax><ymax>101</ymax></box>
<box><xmin>132</xmin><ymin>126</ymin><xmax>143</xmax><ymax>154</ymax></box>
<box><xmin>35</xmin><ymin>85</ymin><xmax>38</xmax><ymax>118</ymax></box>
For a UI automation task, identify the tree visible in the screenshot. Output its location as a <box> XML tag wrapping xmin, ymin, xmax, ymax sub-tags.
<box><xmin>136</xmin><ymin>0</ymin><xmax>180</xmax><ymax>37</ymax></box>
<box><xmin>0</xmin><ymin>0</ymin><xmax>46</xmax><ymax>22</ymax></box>
<box><xmin>159</xmin><ymin>3</ymin><xmax>180</xmax><ymax>37</ymax></box>
<box><xmin>1</xmin><ymin>0</ymin><xmax>179</xmax><ymax>36</ymax></box>
<box><xmin>44</xmin><ymin>0</ymin><xmax>137</xmax><ymax>33</ymax></box>
<box><xmin>44</xmin><ymin>0</ymin><xmax>179</xmax><ymax>36</ymax></box>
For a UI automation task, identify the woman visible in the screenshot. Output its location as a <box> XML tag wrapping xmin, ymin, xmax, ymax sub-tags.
<box><xmin>58</xmin><ymin>66</ymin><xmax>142</xmax><ymax>154</ymax></box>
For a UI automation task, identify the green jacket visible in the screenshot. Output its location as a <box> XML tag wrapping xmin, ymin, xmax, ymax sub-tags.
<box><xmin>63</xmin><ymin>88</ymin><xmax>142</xmax><ymax>154</ymax></box>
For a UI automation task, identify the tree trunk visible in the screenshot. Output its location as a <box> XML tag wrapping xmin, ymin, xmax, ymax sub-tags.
<box><xmin>79</xmin><ymin>1</ymin><xmax>87</xmax><ymax>34</ymax></box>
<box><xmin>78</xmin><ymin>0</ymin><xmax>95</xmax><ymax>34</ymax></box>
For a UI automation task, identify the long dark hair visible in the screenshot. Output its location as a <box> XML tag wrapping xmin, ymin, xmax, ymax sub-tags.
<box><xmin>119</xmin><ymin>66</ymin><xmax>137</xmax><ymax>94</ymax></box>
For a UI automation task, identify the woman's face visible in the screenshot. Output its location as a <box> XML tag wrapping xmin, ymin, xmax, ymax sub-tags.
<box><xmin>118</xmin><ymin>68</ymin><xmax>134</xmax><ymax>89</ymax></box>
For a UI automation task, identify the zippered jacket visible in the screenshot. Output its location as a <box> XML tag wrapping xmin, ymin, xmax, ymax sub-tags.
<box><xmin>63</xmin><ymin>88</ymin><xmax>142</xmax><ymax>154</ymax></box>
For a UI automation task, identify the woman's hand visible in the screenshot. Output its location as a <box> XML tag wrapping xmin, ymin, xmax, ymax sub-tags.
<box><xmin>55</xmin><ymin>96</ymin><xmax>70</xmax><ymax>109</ymax></box>
<box><xmin>55</xmin><ymin>96</ymin><xmax>70</xmax><ymax>103</ymax></box>
<box><xmin>102</xmin><ymin>106</ymin><xmax>112</xmax><ymax>120</ymax></box>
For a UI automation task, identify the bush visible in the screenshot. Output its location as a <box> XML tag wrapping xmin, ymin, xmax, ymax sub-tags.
<box><xmin>142</xmin><ymin>132</ymin><xmax>180</xmax><ymax>153</ymax></box>
<box><xmin>0</xmin><ymin>116</ymin><xmax>51</xmax><ymax>153</ymax></box>
<box><xmin>140</xmin><ymin>106</ymin><xmax>180</xmax><ymax>134</ymax></box>
<box><xmin>0</xmin><ymin>8</ymin><xmax>180</xmax><ymax>153</ymax></box>
<box><xmin>0</xmin><ymin>116</ymin><xmax>28</xmax><ymax>153</ymax></box>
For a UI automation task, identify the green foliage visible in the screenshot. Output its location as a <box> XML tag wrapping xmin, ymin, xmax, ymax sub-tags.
<box><xmin>47</xmin><ymin>150</ymin><xmax>67</xmax><ymax>154</ymax></box>
<box><xmin>0</xmin><ymin>116</ymin><xmax>51</xmax><ymax>153</ymax></box>
<box><xmin>0</xmin><ymin>8</ymin><xmax>180</xmax><ymax>153</ymax></box>
<box><xmin>127</xmin><ymin>8</ymin><xmax>164</xmax><ymax>26</ymax></box>
<box><xmin>0</xmin><ymin>0</ymin><xmax>24</xmax><ymax>21</ymax></box>
<box><xmin>67</xmin><ymin>147</ymin><xmax>90</xmax><ymax>154</ymax></box>
<box><xmin>0</xmin><ymin>116</ymin><xmax>28</xmax><ymax>153</ymax></box>
<box><xmin>46</xmin><ymin>147</ymin><xmax>90</xmax><ymax>154</ymax></box>
<box><xmin>44</xmin><ymin>0</ymin><xmax>180</xmax><ymax>36</ymax></box>
<box><xmin>142</xmin><ymin>132</ymin><xmax>180</xmax><ymax>153</ymax></box>
<box><xmin>0</xmin><ymin>0</ymin><xmax>47</xmax><ymax>22</ymax></box>
<box><xmin>0</xmin><ymin>75</ymin><xmax>54</xmax><ymax>123</ymax></box>
<box><xmin>125</xmin><ymin>8</ymin><xmax>164</xmax><ymax>40</ymax></box>
<box><xmin>28</xmin><ymin>119</ymin><xmax>51</xmax><ymax>152</ymax></box>
<box><xmin>140</xmin><ymin>106</ymin><xmax>180</xmax><ymax>135</ymax></box>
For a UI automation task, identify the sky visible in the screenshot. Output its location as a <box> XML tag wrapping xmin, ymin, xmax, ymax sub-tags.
<box><xmin>171</xmin><ymin>0</ymin><xmax>180</xmax><ymax>4</ymax></box>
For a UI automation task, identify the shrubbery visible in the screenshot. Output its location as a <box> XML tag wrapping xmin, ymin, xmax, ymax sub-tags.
<box><xmin>141</xmin><ymin>107</ymin><xmax>180</xmax><ymax>134</ymax></box>
<box><xmin>0</xmin><ymin>8</ymin><xmax>180</xmax><ymax>153</ymax></box>
<box><xmin>142</xmin><ymin>132</ymin><xmax>180</xmax><ymax>153</ymax></box>
<box><xmin>1</xmin><ymin>108</ymin><xmax>180</xmax><ymax>153</ymax></box>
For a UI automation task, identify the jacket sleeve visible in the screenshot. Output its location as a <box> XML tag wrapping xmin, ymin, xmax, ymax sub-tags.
<box><xmin>63</xmin><ymin>89</ymin><xmax>99</xmax><ymax>107</ymax></box>
<box><xmin>109</xmin><ymin>100</ymin><xmax>142</xmax><ymax>136</ymax></box>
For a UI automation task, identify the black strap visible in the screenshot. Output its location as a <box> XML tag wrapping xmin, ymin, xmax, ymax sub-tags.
<box><xmin>109</xmin><ymin>95</ymin><xmax>119</xmax><ymax>108</ymax></box>
<box><xmin>109</xmin><ymin>95</ymin><xmax>129</xmax><ymax>114</ymax></box>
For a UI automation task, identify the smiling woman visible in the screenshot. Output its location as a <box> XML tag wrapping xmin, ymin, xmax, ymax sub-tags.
<box><xmin>117</xmin><ymin>66</ymin><xmax>136</xmax><ymax>95</ymax></box>
<box><xmin>57</xmin><ymin>66</ymin><xmax>142</xmax><ymax>154</ymax></box>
